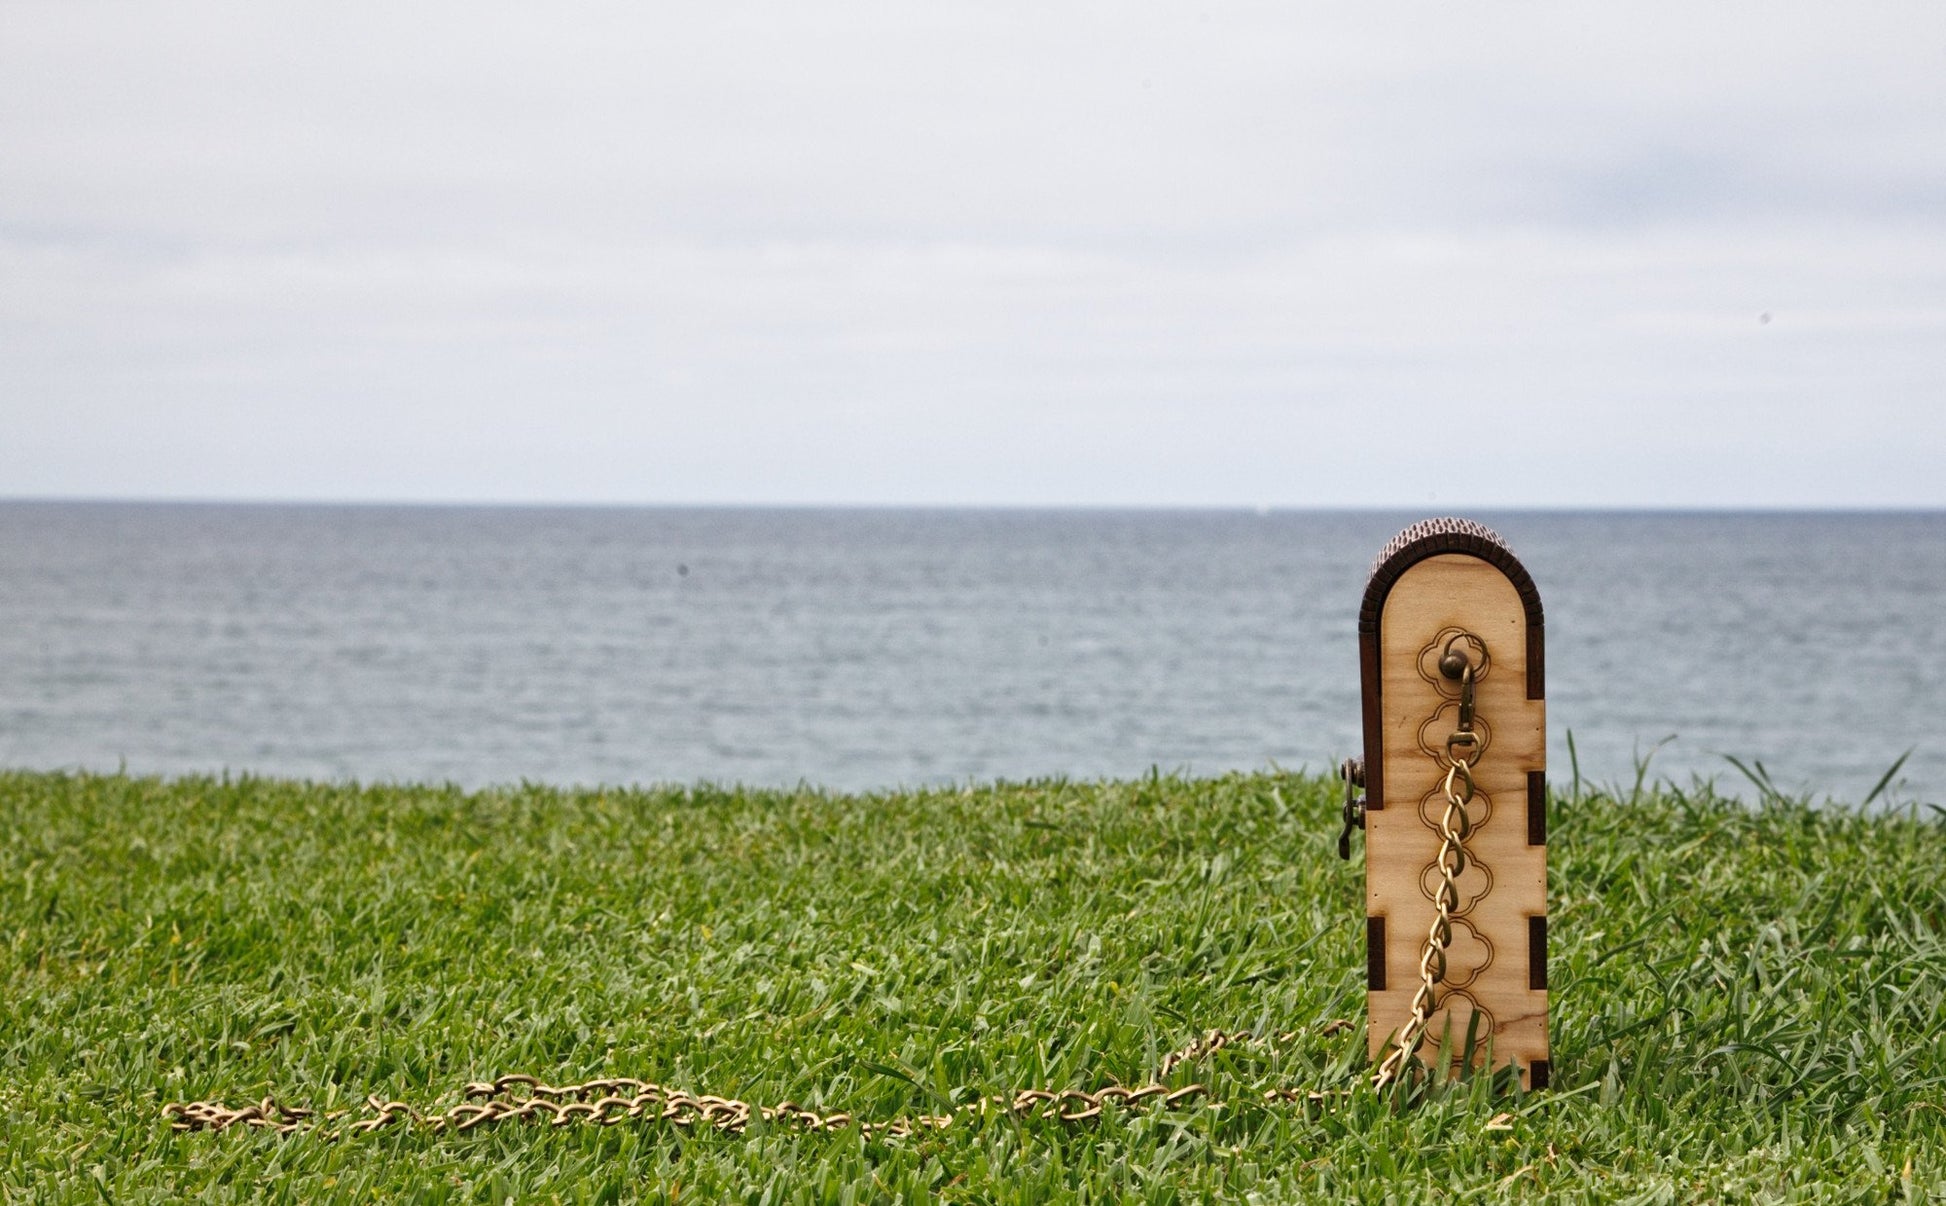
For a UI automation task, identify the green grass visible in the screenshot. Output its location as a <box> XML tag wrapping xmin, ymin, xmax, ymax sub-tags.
<box><xmin>3</xmin><ymin>768</ymin><xmax>1942</xmax><ymax>1203</ymax></box>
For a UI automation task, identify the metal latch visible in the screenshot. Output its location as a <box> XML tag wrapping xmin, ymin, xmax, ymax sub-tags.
<box><xmin>1336</xmin><ymin>756</ymin><xmax>1365</xmax><ymax>860</ymax></box>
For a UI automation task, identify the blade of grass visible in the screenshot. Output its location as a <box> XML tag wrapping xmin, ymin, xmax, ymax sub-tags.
<box><xmin>1862</xmin><ymin>748</ymin><xmax>1913</xmax><ymax>808</ymax></box>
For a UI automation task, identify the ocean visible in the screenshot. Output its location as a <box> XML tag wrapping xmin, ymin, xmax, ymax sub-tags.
<box><xmin>1</xmin><ymin>503</ymin><xmax>1939</xmax><ymax>802</ymax></box>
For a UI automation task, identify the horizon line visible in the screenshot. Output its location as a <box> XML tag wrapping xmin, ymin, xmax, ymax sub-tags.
<box><xmin>4</xmin><ymin>495</ymin><xmax>1944</xmax><ymax>516</ymax></box>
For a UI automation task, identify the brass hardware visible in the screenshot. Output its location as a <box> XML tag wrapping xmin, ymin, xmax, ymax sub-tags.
<box><xmin>1337</xmin><ymin>757</ymin><xmax>1366</xmax><ymax>860</ymax></box>
<box><xmin>164</xmin><ymin>1027</ymin><xmax>1354</xmax><ymax>1139</ymax></box>
<box><xmin>1421</xmin><ymin>629</ymin><xmax>1490</xmax><ymax>696</ymax></box>
<box><xmin>1374</xmin><ymin>632</ymin><xmax>1486</xmax><ymax>1091</ymax></box>
<box><xmin>1452</xmin><ymin>650</ymin><xmax>1478</xmax><ymax>731</ymax></box>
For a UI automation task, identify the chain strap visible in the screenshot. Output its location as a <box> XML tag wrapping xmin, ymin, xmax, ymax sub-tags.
<box><xmin>1371</xmin><ymin>641</ymin><xmax>1483</xmax><ymax>1091</ymax></box>
<box><xmin>163</xmin><ymin>1024</ymin><xmax>1356</xmax><ymax>1139</ymax></box>
<box><xmin>165</xmin><ymin>672</ymin><xmax>1491</xmax><ymax>1139</ymax></box>
<box><xmin>165</xmin><ymin>731</ymin><xmax>1475</xmax><ymax>1132</ymax></box>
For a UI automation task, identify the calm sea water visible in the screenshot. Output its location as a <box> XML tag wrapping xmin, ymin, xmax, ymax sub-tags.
<box><xmin>1</xmin><ymin>504</ymin><xmax>1939</xmax><ymax>802</ymax></box>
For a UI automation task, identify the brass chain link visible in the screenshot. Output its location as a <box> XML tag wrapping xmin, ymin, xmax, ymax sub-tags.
<box><xmin>163</xmin><ymin>1024</ymin><xmax>1356</xmax><ymax>1139</ymax></box>
<box><xmin>163</xmin><ymin>662</ymin><xmax>1478</xmax><ymax>1140</ymax></box>
<box><xmin>1371</xmin><ymin>646</ymin><xmax>1483</xmax><ymax>1092</ymax></box>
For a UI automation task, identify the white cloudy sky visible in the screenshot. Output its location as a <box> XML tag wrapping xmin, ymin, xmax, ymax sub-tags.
<box><xmin>3</xmin><ymin>1</ymin><xmax>1943</xmax><ymax>507</ymax></box>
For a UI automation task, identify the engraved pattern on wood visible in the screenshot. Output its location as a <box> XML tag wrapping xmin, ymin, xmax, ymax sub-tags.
<box><xmin>1366</xmin><ymin>552</ymin><xmax>1548</xmax><ymax>1087</ymax></box>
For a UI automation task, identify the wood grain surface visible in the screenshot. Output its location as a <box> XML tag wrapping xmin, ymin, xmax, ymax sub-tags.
<box><xmin>1367</xmin><ymin>553</ymin><xmax>1549</xmax><ymax>1088</ymax></box>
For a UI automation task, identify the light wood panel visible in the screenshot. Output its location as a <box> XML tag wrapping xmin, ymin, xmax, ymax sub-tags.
<box><xmin>1367</xmin><ymin>553</ymin><xmax>1548</xmax><ymax>1088</ymax></box>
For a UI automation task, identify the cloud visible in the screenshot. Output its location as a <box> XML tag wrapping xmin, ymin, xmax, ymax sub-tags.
<box><xmin>3</xmin><ymin>1</ymin><xmax>1944</xmax><ymax>504</ymax></box>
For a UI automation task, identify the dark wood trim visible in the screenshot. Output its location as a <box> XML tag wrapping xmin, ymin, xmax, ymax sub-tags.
<box><xmin>1358</xmin><ymin>517</ymin><xmax>1546</xmax><ymax>701</ymax></box>
<box><xmin>1358</xmin><ymin>517</ymin><xmax>1545</xmax><ymax>814</ymax></box>
<box><xmin>1527</xmin><ymin>771</ymin><xmax>1547</xmax><ymax>846</ymax></box>
<box><xmin>1360</xmin><ymin>628</ymin><xmax>1384</xmax><ymax>808</ymax></box>
<box><xmin>1367</xmin><ymin>916</ymin><xmax>1387</xmax><ymax>990</ymax></box>
<box><xmin>1527</xmin><ymin>621</ymin><xmax>1545</xmax><ymax>700</ymax></box>
<box><xmin>1528</xmin><ymin>916</ymin><xmax>1548</xmax><ymax>990</ymax></box>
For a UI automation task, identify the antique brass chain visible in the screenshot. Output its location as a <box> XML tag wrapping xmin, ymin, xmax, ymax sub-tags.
<box><xmin>163</xmin><ymin>1025</ymin><xmax>1355</xmax><ymax>1139</ymax></box>
<box><xmin>163</xmin><ymin>720</ymin><xmax>1479</xmax><ymax>1135</ymax></box>
<box><xmin>165</xmin><ymin>661</ymin><xmax>1492</xmax><ymax>1139</ymax></box>
<box><xmin>1371</xmin><ymin>636</ymin><xmax>1483</xmax><ymax>1091</ymax></box>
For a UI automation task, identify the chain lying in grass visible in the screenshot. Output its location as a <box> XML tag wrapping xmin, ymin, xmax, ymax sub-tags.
<box><xmin>164</xmin><ymin>1025</ymin><xmax>1358</xmax><ymax>1139</ymax></box>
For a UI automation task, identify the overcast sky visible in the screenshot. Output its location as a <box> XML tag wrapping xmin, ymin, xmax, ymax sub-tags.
<box><xmin>4</xmin><ymin>2</ymin><xmax>1943</xmax><ymax>507</ymax></box>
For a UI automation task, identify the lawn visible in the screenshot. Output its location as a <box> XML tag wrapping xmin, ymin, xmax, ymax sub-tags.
<box><xmin>2</xmin><ymin>768</ymin><xmax>1941</xmax><ymax>1202</ymax></box>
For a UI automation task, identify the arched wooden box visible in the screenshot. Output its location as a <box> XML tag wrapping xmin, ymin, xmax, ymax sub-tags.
<box><xmin>1359</xmin><ymin>518</ymin><xmax>1549</xmax><ymax>1089</ymax></box>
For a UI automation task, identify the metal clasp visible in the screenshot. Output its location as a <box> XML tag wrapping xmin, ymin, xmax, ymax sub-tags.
<box><xmin>1440</xmin><ymin>639</ymin><xmax>1480</xmax><ymax>766</ymax></box>
<box><xmin>1336</xmin><ymin>757</ymin><xmax>1366</xmax><ymax>860</ymax></box>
